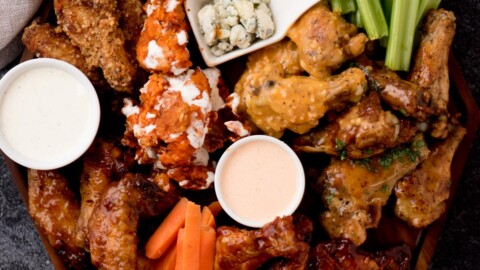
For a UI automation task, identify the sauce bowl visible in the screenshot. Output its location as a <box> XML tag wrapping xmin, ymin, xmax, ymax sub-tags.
<box><xmin>0</xmin><ymin>58</ymin><xmax>100</xmax><ymax>170</ymax></box>
<box><xmin>214</xmin><ymin>135</ymin><xmax>305</xmax><ymax>228</ymax></box>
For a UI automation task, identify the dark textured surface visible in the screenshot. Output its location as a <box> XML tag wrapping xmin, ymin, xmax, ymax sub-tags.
<box><xmin>0</xmin><ymin>1</ymin><xmax>479</xmax><ymax>269</ymax></box>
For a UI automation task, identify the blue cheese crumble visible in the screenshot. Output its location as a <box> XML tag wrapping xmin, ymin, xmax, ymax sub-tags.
<box><xmin>198</xmin><ymin>0</ymin><xmax>275</xmax><ymax>56</ymax></box>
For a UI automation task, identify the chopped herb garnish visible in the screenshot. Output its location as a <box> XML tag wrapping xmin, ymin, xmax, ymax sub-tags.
<box><xmin>399</xmin><ymin>108</ymin><xmax>408</xmax><ymax>116</ymax></box>
<box><xmin>413</xmin><ymin>140</ymin><xmax>426</xmax><ymax>148</ymax></box>
<box><xmin>325</xmin><ymin>193</ymin><xmax>334</xmax><ymax>206</ymax></box>
<box><xmin>340</xmin><ymin>150</ymin><xmax>348</xmax><ymax>160</ymax></box>
<box><xmin>364</xmin><ymin>148</ymin><xmax>373</xmax><ymax>155</ymax></box>
<box><xmin>335</xmin><ymin>138</ymin><xmax>346</xmax><ymax>151</ymax></box>
<box><xmin>379</xmin><ymin>153</ymin><xmax>393</xmax><ymax>168</ymax></box>
<box><xmin>381</xmin><ymin>184</ymin><xmax>389</xmax><ymax>193</ymax></box>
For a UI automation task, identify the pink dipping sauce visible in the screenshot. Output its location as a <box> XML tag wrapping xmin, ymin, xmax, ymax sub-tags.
<box><xmin>215</xmin><ymin>135</ymin><xmax>305</xmax><ymax>227</ymax></box>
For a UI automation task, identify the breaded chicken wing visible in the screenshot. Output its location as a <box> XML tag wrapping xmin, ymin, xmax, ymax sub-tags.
<box><xmin>408</xmin><ymin>9</ymin><xmax>456</xmax><ymax>115</ymax></box>
<box><xmin>22</xmin><ymin>20</ymin><xmax>106</xmax><ymax>87</ymax></box>
<box><xmin>395</xmin><ymin>126</ymin><xmax>466</xmax><ymax>228</ymax></box>
<box><xmin>287</xmin><ymin>2</ymin><xmax>368</xmax><ymax>79</ymax></box>
<box><xmin>28</xmin><ymin>169</ymin><xmax>90</xmax><ymax>269</ymax></box>
<box><xmin>88</xmin><ymin>173</ymin><xmax>179</xmax><ymax>270</ymax></box>
<box><xmin>136</xmin><ymin>0</ymin><xmax>192</xmax><ymax>75</ymax></box>
<box><xmin>54</xmin><ymin>0</ymin><xmax>135</xmax><ymax>92</ymax></box>
<box><xmin>319</xmin><ymin>135</ymin><xmax>429</xmax><ymax>245</ymax></box>
<box><xmin>293</xmin><ymin>92</ymin><xmax>417</xmax><ymax>159</ymax></box>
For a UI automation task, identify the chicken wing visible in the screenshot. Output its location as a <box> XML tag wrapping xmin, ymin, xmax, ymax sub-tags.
<box><xmin>28</xmin><ymin>169</ymin><xmax>90</xmax><ymax>269</ymax></box>
<box><xmin>293</xmin><ymin>92</ymin><xmax>417</xmax><ymax>159</ymax></box>
<box><xmin>54</xmin><ymin>0</ymin><xmax>135</xmax><ymax>92</ymax></box>
<box><xmin>408</xmin><ymin>9</ymin><xmax>456</xmax><ymax>115</ymax></box>
<box><xmin>319</xmin><ymin>135</ymin><xmax>430</xmax><ymax>245</ymax></box>
<box><xmin>308</xmin><ymin>239</ymin><xmax>411</xmax><ymax>270</ymax></box>
<box><xmin>88</xmin><ymin>173</ymin><xmax>179</xmax><ymax>270</ymax></box>
<box><xmin>136</xmin><ymin>0</ymin><xmax>192</xmax><ymax>75</ymax></box>
<box><xmin>395</xmin><ymin>126</ymin><xmax>466</xmax><ymax>228</ymax></box>
<box><xmin>214</xmin><ymin>216</ymin><xmax>312</xmax><ymax>270</ymax></box>
<box><xmin>287</xmin><ymin>2</ymin><xmax>367</xmax><ymax>79</ymax></box>
<box><xmin>77</xmin><ymin>139</ymin><xmax>132</xmax><ymax>248</ymax></box>
<box><xmin>22</xmin><ymin>21</ymin><xmax>106</xmax><ymax>87</ymax></box>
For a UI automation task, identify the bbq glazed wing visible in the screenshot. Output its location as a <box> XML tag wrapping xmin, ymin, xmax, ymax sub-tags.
<box><xmin>308</xmin><ymin>239</ymin><xmax>411</xmax><ymax>270</ymax></box>
<box><xmin>77</xmin><ymin>139</ymin><xmax>132</xmax><ymax>247</ymax></box>
<box><xmin>22</xmin><ymin>21</ymin><xmax>106</xmax><ymax>87</ymax></box>
<box><xmin>293</xmin><ymin>92</ymin><xmax>417</xmax><ymax>159</ymax></box>
<box><xmin>54</xmin><ymin>0</ymin><xmax>135</xmax><ymax>92</ymax></box>
<box><xmin>28</xmin><ymin>169</ymin><xmax>90</xmax><ymax>269</ymax></box>
<box><xmin>215</xmin><ymin>216</ymin><xmax>312</xmax><ymax>270</ymax></box>
<box><xmin>136</xmin><ymin>0</ymin><xmax>192</xmax><ymax>74</ymax></box>
<box><xmin>408</xmin><ymin>9</ymin><xmax>456</xmax><ymax>115</ymax></box>
<box><xmin>88</xmin><ymin>173</ymin><xmax>179</xmax><ymax>270</ymax></box>
<box><xmin>287</xmin><ymin>2</ymin><xmax>367</xmax><ymax>79</ymax></box>
<box><xmin>395</xmin><ymin>126</ymin><xmax>466</xmax><ymax>228</ymax></box>
<box><xmin>319</xmin><ymin>135</ymin><xmax>430</xmax><ymax>245</ymax></box>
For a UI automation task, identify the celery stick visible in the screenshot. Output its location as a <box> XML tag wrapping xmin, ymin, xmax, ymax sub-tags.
<box><xmin>382</xmin><ymin>0</ymin><xmax>394</xmax><ymax>24</ymax></box>
<box><xmin>349</xmin><ymin>9</ymin><xmax>364</xmax><ymax>28</ymax></box>
<box><xmin>356</xmin><ymin>0</ymin><xmax>389</xmax><ymax>40</ymax></box>
<box><xmin>331</xmin><ymin>0</ymin><xmax>357</xmax><ymax>14</ymax></box>
<box><xmin>385</xmin><ymin>0</ymin><xmax>420</xmax><ymax>71</ymax></box>
<box><xmin>416</xmin><ymin>0</ymin><xmax>441</xmax><ymax>26</ymax></box>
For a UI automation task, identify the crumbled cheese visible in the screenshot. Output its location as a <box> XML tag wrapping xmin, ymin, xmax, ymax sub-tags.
<box><xmin>225</xmin><ymin>120</ymin><xmax>249</xmax><ymax>137</ymax></box>
<box><xmin>144</xmin><ymin>40</ymin><xmax>164</xmax><ymax>69</ymax></box>
<box><xmin>202</xmin><ymin>68</ymin><xmax>225</xmax><ymax>111</ymax></box>
<box><xmin>146</xmin><ymin>148</ymin><xmax>157</xmax><ymax>159</ymax></box>
<box><xmin>179</xmin><ymin>180</ymin><xmax>189</xmax><ymax>187</ymax></box>
<box><xmin>176</xmin><ymin>30</ymin><xmax>188</xmax><ymax>46</ymax></box>
<box><xmin>166</xmin><ymin>0</ymin><xmax>179</xmax><ymax>12</ymax></box>
<box><xmin>155</xmin><ymin>159</ymin><xmax>165</xmax><ymax>169</ymax></box>
<box><xmin>122</xmin><ymin>99</ymin><xmax>139</xmax><ymax>117</ymax></box>
<box><xmin>199</xmin><ymin>0</ymin><xmax>274</xmax><ymax>55</ymax></box>
<box><xmin>145</xmin><ymin>124</ymin><xmax>156</xmax><ymax>134</ymax></box>
<box><xmin>227</xmin><ymin>93</ymin><xmax>240</xmax><ymax>115</ymax></box>
<box><xmin>169</xmin><ymin>133</ymin><xmax>182</xmax><ymax>140</ymax></box>
<box><xmin>146</xmin><ymin>112</ymin><xmax>156</xmax><ymax>119</ymax></box>
<box><xmin>146</xmin><ymin>4</ymin><xmax>158</xmax><ymax>16</ymax></box>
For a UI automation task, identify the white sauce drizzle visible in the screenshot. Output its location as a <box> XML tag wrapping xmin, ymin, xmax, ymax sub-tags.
<box><xmin>144</xmin><ymin>40</ymin><xmax>164</xmax><ymax>69</ymax></box>
<box><xmin>225</xmin><ymin>121</ymin><xmax>249</xmax><ymax>137</ymax></box>
<box><xmin>166</xmin><ymin>0</ymin><xmax>179</xmax><ymax>12</ymax></box>
<box><xmin>193</xmin><ymin>147</ymin><xmax>210</xmax><ymax>166</ymax></box>
<box><xmin>202</xmin><ymin>68</ymin><xmax>225</xmax><ymax>111</ymax></box>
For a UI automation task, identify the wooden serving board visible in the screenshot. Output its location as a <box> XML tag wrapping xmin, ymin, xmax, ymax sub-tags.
<box><xmin>3</xmin><ymin>1</ymin><xmax>479</xmax><ymax>269</ymax></box>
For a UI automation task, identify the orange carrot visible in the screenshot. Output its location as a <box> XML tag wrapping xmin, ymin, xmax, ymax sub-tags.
<box><xmin>154</xmin><ymin>243</ymin><xmax>176</xmax><ymax>270</ymax></box>
<box><xmin>201</xmin><ymin>206</ymin><xmax>216</xmax><ymax>229</ymax></box>
<box><xmin>177</xmin><ymin>201</ymin><xmax>201</xmax><ymax>270</ymax></box>
<box><xmin>175</xmin><ymin>229</ymin><xmax>185</xmax><ymax>270</ymax></box>
<box><xmin>207</xmin><ymin>201</ymin><xmax>222</xmax><ymax>217</ymax></box>
<box><xmin>146</xmin><ymin>197</ymin><xmax>189</xmax><ymax>259</ymax></box>
<box><xmin>199</xmin><ymin>226</ymin><xmax>216</xmax><ymax>270</ymax></box>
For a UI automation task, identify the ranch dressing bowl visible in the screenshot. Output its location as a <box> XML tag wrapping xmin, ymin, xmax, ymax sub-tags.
<box><xmin>0</xmin><ymin>58</ymin><xmax>100</xmax><ymax>170</ymax></box>
<box><xmin>214</xmin><ymin>135</ymin><xmax>305</xmax><ymax>228</ymax></box>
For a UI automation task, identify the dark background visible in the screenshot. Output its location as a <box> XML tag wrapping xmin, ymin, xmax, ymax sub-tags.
<box><xmin>0</xmin><ymin>1</ymin><xmax>478</xmax><ymax>269</ymax></box>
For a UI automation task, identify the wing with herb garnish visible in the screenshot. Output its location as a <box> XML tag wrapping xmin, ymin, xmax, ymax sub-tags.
<box><xmin>319</xmin><ymin>135</ymin><xmax>430</xmax><ymax>245</ymax></box>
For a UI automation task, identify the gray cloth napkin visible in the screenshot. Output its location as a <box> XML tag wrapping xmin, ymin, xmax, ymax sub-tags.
<box><xmin>0</xmin><ymin>0</ymin><xmax>43</xmax><ymax>69</ymax></box>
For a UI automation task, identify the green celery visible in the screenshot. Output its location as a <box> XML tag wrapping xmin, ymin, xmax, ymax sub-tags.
<box><xmin>356</xmin><ymin>0</ymin><xmax>389</xmax><ymax>40</ymax></box>
<box><xmin>416</xmin><ymin>0</ymin><xmax>441</xmax><ymax>27</ymax></box>
<box><xmin>385</xmin><ymin>0</ymin><xmax>420</xmax><ymax>71</ymax></box>
<box><xmin>349</xmin><ymin>9</ymin><xmax>364</xmax><ymax>28</ymax></box>
<box><xmin>382</xmin><ymin>0</ymin><xmax>394</xmax><ymax>24</ymax></box>
<box><xmin>331</xmin><ymin>0</ymin><xmax>357</xmax><ymax>14</ymax></box>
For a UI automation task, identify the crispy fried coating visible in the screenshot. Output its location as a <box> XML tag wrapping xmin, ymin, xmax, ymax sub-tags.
<box><xmin>308</xmin><ymin>239</ymin><xmax>411</xmax><ymax>270</ymax></box>
<box><xmin>287</xmin><ymin>2</ymin><xmax>367</xmax><ymax>79</ymax></box>
<box><xmin>54</xmin><ymin>0</ymin><xmax>135</xmax><ymax>92</ymax></box>
<box><xmin>22</xmin><ymin>20</ymin><xmax>105</xmax><ymax>87</ymax></box>
<box><xmin>293</xmin><ymin>92</ymin><xmax>417</xmax><ymax>159</ymax></box>
<box><xmin>77</xmin><ymin>139</ymin><xmax>132</xmax><ymax>248</ymax></box>
<box><xmin>395</xmin><ymin>126</ymin><xmax>466</xmax><ymax>228</ymax></box>
<box><xmin>215</xmin><ymin>216</ymin><xmax>311</xmax><ymax>270</ymax></box>
<box><xmin>408</xmin><ymin>9</ymin><xmax>456</xmax><ymax>115</ymax></box>
<box><xmin>88</xmin><ymin>173</ymin><xmax>179</xmax><ymax>270</ymax></box>
<box><xmin>319</xmin><ymin>135</ymin><xmax>430</xmax><ymax>245</ymax></box>
<box><xmin>28</xmin><ymin>169</ymin><xmax>90</xmax><ymax>269</ymax></box>
<box><xmin>136</xmin><ymin>0</ymin><xmax>192</xmax><ymax>74</ymax></box>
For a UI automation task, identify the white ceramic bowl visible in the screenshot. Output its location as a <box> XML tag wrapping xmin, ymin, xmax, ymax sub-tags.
<box><xmin>185</xmin><ymin>0</ymin><xmax>320</xmax><ymax>67</ymax></box>
<box><xmin>0</xmin><ymin>58</ymin><xmax>100</xmax><ymax>170</ymax></box>
<box><xmin>214</xmin><ymin>135</ymin><xmax>305</xmax><ymax>228</ymax></box>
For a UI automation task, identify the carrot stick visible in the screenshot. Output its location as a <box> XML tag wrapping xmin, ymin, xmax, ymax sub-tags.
<box><xmin>146</xmin><ymin>197</ymin><xmax>189</xmax><ymax>259</ymax></box>
<box><xmin>154</xmin><ymin>243</ymin><xmax>176</xmax><ymax>270</ymax></box>
<box><xmin>201</xmin><ymin>206</ymin><xmax>216</xmax><ymax>229</ymax></box>
<box><xmin>177</xmin><ymin>201</ymin><xmax>201</xmax><ymax>270</ymax></box>
<box><xmin>199</xmin><ymin>226</ymin><xmax>216</xmax><ymax>270</ymax></box>
<box><xmin>207</xmin><ymin>201</ymin><xmax>222</xmax><ymax>217</ymax></box>
<box><xmin>175</xmin><ymin>229</ymin><xmax>185</xmax><ymax>270</ymax></box>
